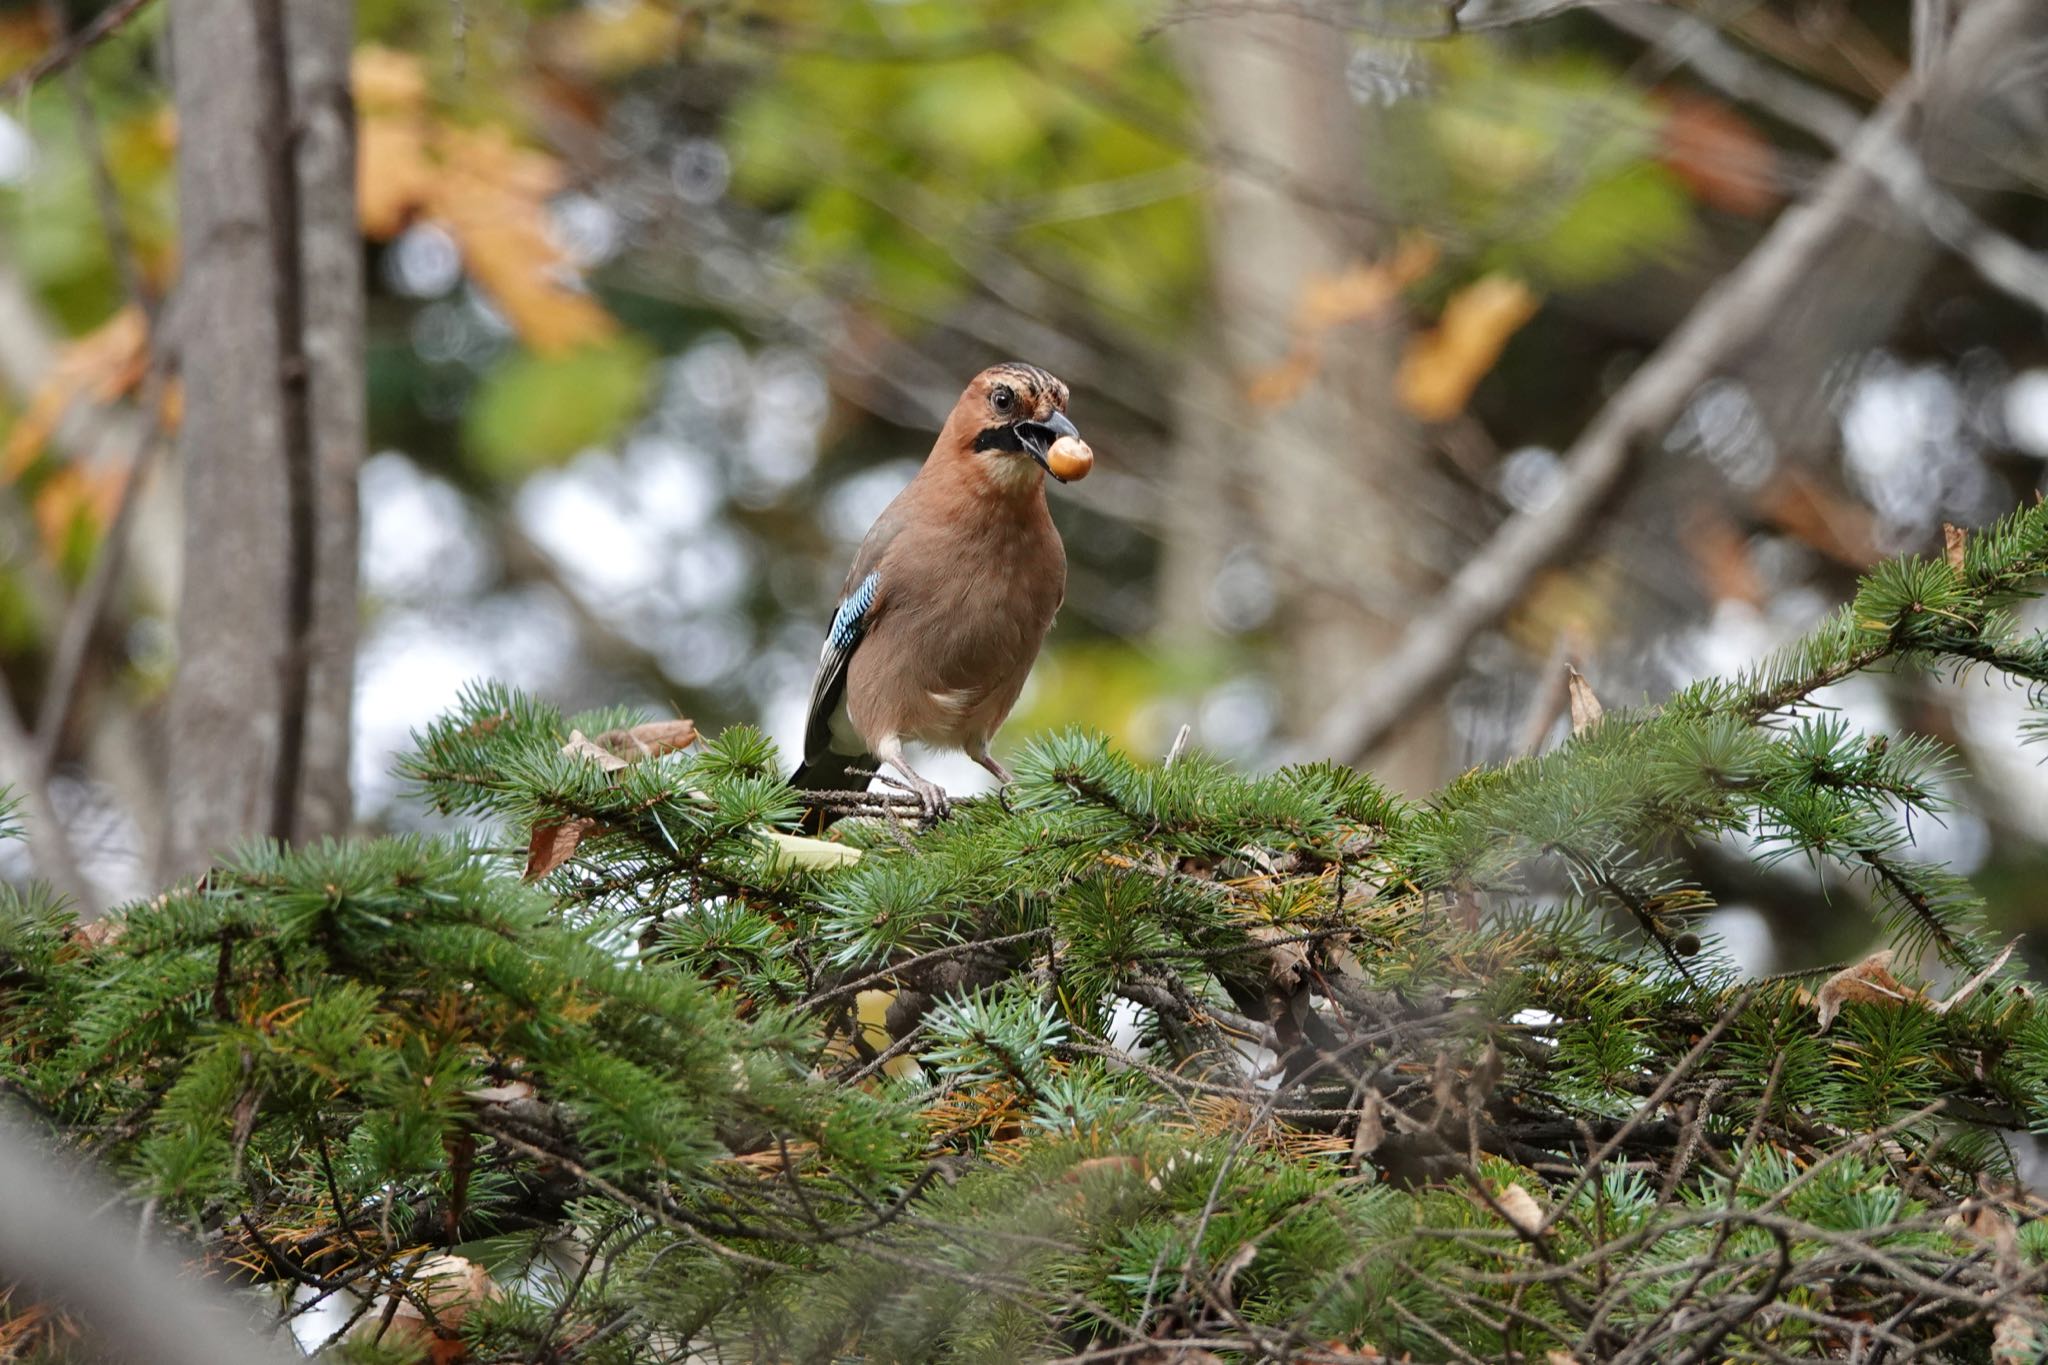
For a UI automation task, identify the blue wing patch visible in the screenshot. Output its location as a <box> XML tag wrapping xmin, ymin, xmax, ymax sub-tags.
<box><xmin>829</xmin><ymin>571</ymin><xmax>880</xmax><ymax>650</ymax></box>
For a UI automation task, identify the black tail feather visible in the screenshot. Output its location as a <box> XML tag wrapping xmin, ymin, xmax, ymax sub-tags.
<box><xmin>788</xmin><ymin>750</ymin><xmax>876</xmax><ymax>833</ymax></box>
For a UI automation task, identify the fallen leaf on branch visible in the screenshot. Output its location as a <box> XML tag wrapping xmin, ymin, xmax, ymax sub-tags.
<box><xmin>559</xmin><ymin>720</ymin><xmax>698</xmax><ymax>773</ymax></box>
<box><xmin>1351</xmin><ymin>1091</ymin><xmax>1385</xmax><ymax>1161</ymax></box>
<box><xmin>587</xmin><ymin>718</ymin><xmax>699</xmax><ymax>761</ymax></box>
<box><xmin>1398</xmin><ymin>273</ymin><xmax>1539</xmax><ymax>421</ymax></box>
<box><xmin>1492</xmin><ymin>1182</ymin><xmax>1544</xmax><ymax>1235</ymax></box>
<box><xmin>464</xmin><ymin>1081</ymin><xmax>536</xmax><ymax>1106</ymax></box>
<box><xmin>1246</xmin><ymin>922</ymin><xmax>1310</xmax><ymax>987</ymax></box>
<box><xmin>359</xmin><ymin>1253</ymin><xmax>501</xmax><ymax>1360</ymax></box>
<box><xmin>560</xmin><ymin>729</ymin><xmax>627</xmax><ymax>772</ymax></box>
<box><xmin>1812</xmin><ymin>949</ymin><xmax>1925</xmax><ymax>1032</ymax></box>
<box><xmin>1932</xmin><ymin>939</ymin><xmax>2018</xmax><ymax>1015</ymax></box>
<box><xmin>1566</xmin><ymin>664</ymin><xmax>1604</xmax><ymax>735</ymax></box>
<box><xmin>525</xmin><ymin>817</ymin><xmax>596</xmax><ymax>880</ymax></box>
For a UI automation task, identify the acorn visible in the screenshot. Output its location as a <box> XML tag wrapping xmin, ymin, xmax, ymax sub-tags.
<box><xmin>1045</xmin><ymin>434</ymin><xmax>1094</xmax><ymax>482</ymax></box>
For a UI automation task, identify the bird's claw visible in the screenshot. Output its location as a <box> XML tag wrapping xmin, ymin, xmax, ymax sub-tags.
<box><xmin>913</xmin><ymin>781</ymin><xmax>951</xmax><ymax>824</ymax></box>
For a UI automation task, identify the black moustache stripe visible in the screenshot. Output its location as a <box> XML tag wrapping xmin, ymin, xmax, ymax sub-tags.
<box><xmin>973</xmin><ymin>424</ymin><xmax>1027</xmax><ymax>453</ymax></box>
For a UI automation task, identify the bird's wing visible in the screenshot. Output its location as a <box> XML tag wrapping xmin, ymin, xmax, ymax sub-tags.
<box><xmin>801</xmin><ymin>505</ymin><xmax>907</xmax><ymax>762</ymax></box>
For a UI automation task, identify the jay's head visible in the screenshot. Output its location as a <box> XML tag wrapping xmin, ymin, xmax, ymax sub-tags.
<box><xmin>943</xmin><ymin>362</ymin><xmax>1086</xmax><ymax>491</ymax></box>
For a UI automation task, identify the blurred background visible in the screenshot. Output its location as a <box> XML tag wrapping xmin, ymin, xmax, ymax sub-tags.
<box><xmin>2</xmin><ymin>0</ymin><xmax>2047</xmax><ymax>971</ymax></box>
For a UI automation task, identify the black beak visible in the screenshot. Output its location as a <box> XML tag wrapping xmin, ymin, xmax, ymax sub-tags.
<box><xmin>1015</xmin><ymin>410</ymin><xmax>1081</xmax><ymax>480</ymax></box>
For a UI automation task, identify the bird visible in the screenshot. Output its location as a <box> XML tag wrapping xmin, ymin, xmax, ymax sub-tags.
<box><xmin>789</xmin><ymin>362</ymin><xmax>1088</xmax><ymax>828</ymax></box>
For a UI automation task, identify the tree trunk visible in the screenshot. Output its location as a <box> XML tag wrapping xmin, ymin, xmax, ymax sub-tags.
<box><xmin>162</xmin><ymin>0</ymin><xmax>361</xmax><ymax>879</ymax></box>
<box><xmin>1173</xmin><ymin>11</ymin><xmax>1444</xmax><ymax>792</ymax></box>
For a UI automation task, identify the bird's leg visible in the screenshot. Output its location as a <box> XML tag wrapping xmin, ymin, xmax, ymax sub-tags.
<box><xmin>969</xmin><ymin>743</ymin><xmax>1014</xmax><ymax>788</ymax></box>
<box><xmin>874</xmin><ymin>736</ymin><xmax>950</xmax><ymax>823</ymax></box>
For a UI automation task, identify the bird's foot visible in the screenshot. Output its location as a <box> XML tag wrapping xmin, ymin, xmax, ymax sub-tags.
<box><xmin>909</xmin><ymin>775</ymin><xmax>951</xmax><ymax>824</ymax></box>
<box><xmin>972</xmin><ymin>751</ymin><xmax>1015</xmax><ymax>787</ymax></box>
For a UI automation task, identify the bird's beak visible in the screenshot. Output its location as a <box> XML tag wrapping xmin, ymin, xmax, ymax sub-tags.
<box><xmin>1016</xmin><ymin>410</ymin><xmax>1082</xmax><ymax>481</ymax></box>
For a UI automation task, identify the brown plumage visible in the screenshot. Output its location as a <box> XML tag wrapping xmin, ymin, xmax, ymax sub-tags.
<box><xmin>790</xmin><ymin>364</ymin><xmax>1083</xmax><ymax>824</ymax></box>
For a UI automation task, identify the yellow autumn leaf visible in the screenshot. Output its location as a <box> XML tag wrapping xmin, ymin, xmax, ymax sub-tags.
<box><xmin>4</xmin><ymin>307</ymin><xmax>150</xmax><ymax>479</ymax></box>
<box><xmin>352</xmin><ymin>44</ymin><xmax>427</xmax><ymax>114</ymax></box>
<box><xmin>1297</xmin><ymin>235</ymin><xmax>1439</xmax><ymax>331</ymax></box>
<box><xmin>1398</xmin><ymin>273</ymin><xmax>1540</xmax><ymax>421</ymax></box>
<box><xmin>352</xmin><ymin>49</ymin><xmax>618</xmax><ymax>357</ymax></box>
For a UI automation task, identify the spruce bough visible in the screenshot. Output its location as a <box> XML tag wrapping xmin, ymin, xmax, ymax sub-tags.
<box><xmin>11</xmin><ymin>505</ymin><xmax>2048</xmax><ymax>1360</ymax></box>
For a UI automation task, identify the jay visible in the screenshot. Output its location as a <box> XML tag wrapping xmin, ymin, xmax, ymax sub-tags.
<box><xmin>790</xmin><ymin>363</ymin><xmax>1087</xmax><ymax>824</ymax></box>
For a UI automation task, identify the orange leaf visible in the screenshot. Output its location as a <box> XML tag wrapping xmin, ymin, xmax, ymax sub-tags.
<box><xmin>353</xmin><ymin>45</ymin><xmax>428</xmax><ymax>113</ymax></box>
<box><xmin>31</xmin><ymin>463</ymin><xmax>128</xmax><ymax>556</ymax></box>
<box><xmin>1244</xmin><ymin>344</ymin><xmax>1320</xmax><ymax>408</ymax></box>
<box><xmin>4</xmin><ymin>307</ymin><xmax>149</xmax><ymax>478</ymax></box>
<box><xmin>1297</xmin><ymin>236</ymin><xmax>1439</xmax><ymax>331</ymax></box>
<box><xmin>356</xmin><ymin>114</ymin><xmax>438</xmax><ymax>241</ymax></box>
<box><xmin>1659</xmin><ymin>91</ymin><xmax>1780</xmax><ymax>218</ymax></box>
<box><xmin>1681</xmin><ymin>509</ymin><xmax>1766</xmax><ymax>606</ymax></box>
<box><xmin>1398</xmin><ymin>274</ymin><xmax>1539</xmax><ymax>422</ymax></box>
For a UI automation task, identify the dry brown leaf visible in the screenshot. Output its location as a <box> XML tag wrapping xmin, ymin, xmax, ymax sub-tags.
<box><xmin>1351</xmin><ymin>1091</ymin><xmax>1385</xmax><ymax>1161</ymax></box>
<box><xmin>1992</xmin><ymin>1310</ymin><xmax>2039</xmax><ymax>1364</ymax></box>
<box><xmin>1060</xmin><ymin>1155</ymin><xmax>1146</xmax><ymax>1184</ymax></box>
<box><xmin>524</xmin><ymin>816</ymin><xmax>596</xmax><ymax>880</ymax></box>
<box><xmin>73</xmin><ymin>916</ymin><xmax>125</xmax><ymax>947</ymax></box>
<box><xmin>1246</xmin><ymin>922</ymin><xmax>1311</xmax><ymax>987</ymax></box>
<box><xmin>1944</xmin><ymin>523</ymin><xmax>1968</xmax><ymax>574</ymax></box>
<box><xmin>464</xmin><ymin>1080</ymin><xmax>537</xmax><ymax>1105</ymax></box>
<box><xmin>1933</xmin><ymin>939</ymin><xmax>2018</xmax><ymax>1015</ymax></box>
<box><xmin>1565</xmin><ymin>664</ymin><xmax>1604</xmax><ymax>735</ymax></box>
<box><xmin>1492</xmin><ymin>1182</ymin><xmax>1544</xmax><ymax>1235</ymax></box>
<box><xmin>560</xmin><ymin>729</ymin><xmax>628</xmax><ymax>772</ymax></box>
<box><xmin>1813</xmin><ymin>949</ymin><xmax>1925</xmax><ymax>1032</ymax></box>
<box><xmin>1397</xmin><ymin>274</ymin><xmax>1540</xmax><ymax>422</ymax></box>
<box><xmin>587</xmin><ymin>718</ymin><xmax>699</xmax><ymax>762</ymax></box>
<box><xmin>1658</xmin><ymin>91</ymin><xmax>1780</xmax><ymax>217</ymax></box>
<box><xmin>361</xmin><ymin>1253</ymin><xmax>501</xmax><ymax>1360</ymax></box>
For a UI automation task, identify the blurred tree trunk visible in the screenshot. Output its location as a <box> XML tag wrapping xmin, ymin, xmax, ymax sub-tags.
<box><xmin>161</xmin><ymin>0</ymin><xmax>362</xmax><ymax>879</ymax></box>
<box><xmin>1171</xmin><ymin>13</ymin><xmax>1443</xmax><ymax>791</ymax></box>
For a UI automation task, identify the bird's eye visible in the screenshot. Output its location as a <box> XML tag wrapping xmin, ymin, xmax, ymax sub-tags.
<box><xmin>992</xmin><ymin>385</ymin><xmax>1014</xmax><ymax>414</ymax></box>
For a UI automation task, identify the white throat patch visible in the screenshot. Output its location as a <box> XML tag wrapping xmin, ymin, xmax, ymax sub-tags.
<box><xmin>978</xmin><ymin>449</ymin><xmax>1044</xmax><ymax>495</ymax></box>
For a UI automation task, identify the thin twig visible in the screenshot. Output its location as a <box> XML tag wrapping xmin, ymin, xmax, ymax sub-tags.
<box><xmin>1</xmin><ymin>0</ymin><xmax>157</xmax><ymax>103</ymax></box>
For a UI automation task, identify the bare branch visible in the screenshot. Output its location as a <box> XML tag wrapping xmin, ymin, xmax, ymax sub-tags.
<box><xmin>1290</xmin><ymin>0</ymin><xmax>2034</xmax><ymax>769</ymax></box>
